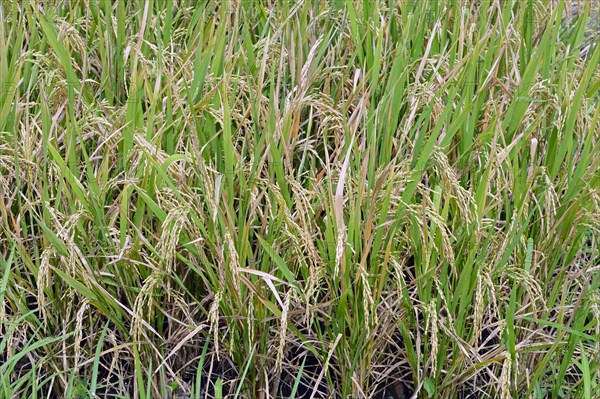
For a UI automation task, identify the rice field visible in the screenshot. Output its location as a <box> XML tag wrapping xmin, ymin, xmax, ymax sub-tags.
<box><xmin>0</xmin><ymin>0</ymin><xmax>599</xmax><ymax>398</ymax></box>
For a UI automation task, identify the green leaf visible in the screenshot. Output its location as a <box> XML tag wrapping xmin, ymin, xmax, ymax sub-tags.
<box><xmin>424</xmin><ymin>377</ymin><xmax>436</xmax><ymax>398</ymax></box>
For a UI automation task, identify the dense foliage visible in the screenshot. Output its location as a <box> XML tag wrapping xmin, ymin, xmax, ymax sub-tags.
<box><xmin>0</xmin><ymin>1</ymin><xmax>599</xmax><ymax>398</ymax></box>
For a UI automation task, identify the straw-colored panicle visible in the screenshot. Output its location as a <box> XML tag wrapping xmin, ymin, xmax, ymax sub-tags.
<box><xmin>434</xmin><ymin>278</ymin><xmax>454</xmax><ymax>328</ymax></box>
<box><xmin>334</xmin><ymin>228</ymin><xmax>347</xmax><ymax>279</ymax></box>
<box><xmin>472</xmin><ymin>272</ymin><xmax>485</xmax><ymax>346</ymax></box>
<box><xmin>334</xmin><ymin>136</ymin><xmax>353</xmax><ymax>277</ymax></box>
<box><xmin>480</xmin><ymin>262</ymin><xmax>501</xmax><ymax>336</ymax></box>
<box><xmin>37</xmin><ymin>248</ymin><xmax>55</xmax><ymax>322</ymax></box>
<box><xmin>224</xmin><ymin>231</ymin><xmax>240</xmax><ymax>291</ymax></box>
<box><xmin>542</xmin><ymin>171</ymin><xmax>559</xmax><ymax>235</ymax></box>
<box><xmin>359</xmin><ymin>263</ymin><xmax>376</xmax><ymax>333</ymax></box>
<box><xmin>280</xmin><ymin>182</ymin><xmax>323</xmax><ymax>319</ymax></box>
<box><xmin>425</xmin><ymin>299</ymin><xmax>439</xmax><ymax>376</ymax></box>
<box><xmin>247</xmin><ymin>296</ymin><xmax>255</xmax><ymax>346</ymax></box>
<box><xmin>275</xmin><ymin>291</ymin><xmax>292</xmax><ymax>374</ymax></box>
<box><xmin>288</xmin><ymin>179</ymin><xmax>323</xmax><ymax>267</ymax></box>
<box><xmin>405</xmin><ymin>196</ymin><xmax>455</xmax><ymax>267</ymax></box>
<box><xmin>303</xmin><ymin>273</ymin><xmax>319</xmax><ymax>327</ymax></box>
<box><xmin>56</xmin><ymin>21</ymin><xmax>87</xmax><ymax>71</ymax></box>
<box><xmin>158</xmin><ymin>206</ymin><xmax>189</xmax><ymax>274</ymax></box>
<box><xmin>422</xmin><ymin>194</ymin><xmax>456</xmax><ymax>265</ymax></box>
<box><xmin>131</xmin><ymin>272</ymin><xmax>163</xmax><ymax>345</ymax></box>
<box><xmin>0</xmin><ymin>144</ymin><xmax>34</xmax><ymax>194</ymax></box>
<box><xmin>500</xmin><ymin>355</ymin><xmax>513</xmax><ymax>399</ymax></box>
<box><xmin>209</xmin><ymin>290</ymin><xmax>223</xmax><ymax>360</ymax></box>
<box><xmin>410</xmin><ymin>82</ymin><xmax>446</xmax><ymax>134</ymax></box>
<box><xmin>502</xmin><ymin>266</ymin><xmax>544</xmax><ymax>311</ymax></box>
<box><xmin>170</xmin><ymin>289</ymin><xmax>194</xmax><ymax>325</ymax></box>
<box><xmin>433</xmin><ymin>148</ymin><xmax>478</xmax><ymax>229</ymax></box>
<box><xmin>73</xmin><ymin>298</ymin><xmax>89</xmax><ymax>375</ymax></box>
<box><xmin>390</xmin><ymin>257</ymin><xmax>406</xmax><ymax>301</ymax></box>
<box><xmin>520</xmin><ymin>81</ymin><xmax>549</xmax><ymax>130</ymax></box>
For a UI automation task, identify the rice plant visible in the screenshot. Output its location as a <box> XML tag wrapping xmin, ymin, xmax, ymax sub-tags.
<box><xmin>0</xmin><ymin>0</ymin><xmax>599</xmax><ymax>398</ymax></box>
